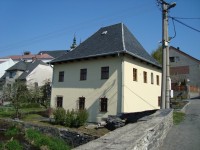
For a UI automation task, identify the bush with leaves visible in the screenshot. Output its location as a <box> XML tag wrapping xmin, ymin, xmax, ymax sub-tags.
<box><xmin>75</xmin><ymin>109</ymin><xmax>89</xmax><ymax>127</ymax></box>
<box><xmin>53</xmin><ymin>108</ymin><xmax>89</xmax><ymax>127</ymax></box>
<box><xmin>53</xmin><ymin>108</ymin><xmax>66</xmax><ymax>125</ymax></box>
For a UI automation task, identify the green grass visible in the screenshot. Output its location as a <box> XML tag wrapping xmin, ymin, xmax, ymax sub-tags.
<box><xmin>23</xmin><ymin>114</ymin><xmax>44</xmax><ymax>121</ymax></box>
<box><xmin>0</xmin><ymin>106</ymin><xmax>46</xmax><ymax>118</ymax></box>
<box><xmin>173</xmin><ymin>112</ymin><xmax>185</xmax><ymax>125</ymax></box>
<box><xmin>26</xmin><ymin>129</ymin><xmax>70</xmax><ymax>150</ymax></box>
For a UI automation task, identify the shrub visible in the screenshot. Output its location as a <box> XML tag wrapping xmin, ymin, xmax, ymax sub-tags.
<box><xmin>76</xmin><ymin>109</ymin><xmax>89</xmax><ymax>127</ymax></box>
<box><xmin>53</xmin><ymin>108</ymin><xmax>66</xmax><ymax>125</ymax></box>
<box><xmin>65</xmin><ymin>109</ymin><xmax>88</xmax><ymax>127</ymax></box>
<box><xmin>53</xmin><ymin>108</ymin><xmax>89</xmax><ymax>127</ymax></box>
<box><xmin>5</xmin><ymin>140</ymin><xmax>23</xmax><ymax>150</ymax></box>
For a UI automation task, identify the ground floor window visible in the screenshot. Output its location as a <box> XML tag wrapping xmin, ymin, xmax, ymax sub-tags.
<box><xmin>79</xmin><ymin>97</ymin><xmax>85</xmax><ymax>110</ymax></box>
<box><xmin>100</xmin><ymin>97</ymin><xmax>108</xmax><ymax>112</ymax></box>
<box><xmin>56</xmin><ymin>96</ymin><xmax>63</xmax><ymax>107</ymax></box>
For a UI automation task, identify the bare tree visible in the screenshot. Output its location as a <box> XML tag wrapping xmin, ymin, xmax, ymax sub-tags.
<box><xmin>2</xmin><ymin>81</ymin><xmax>29</xmax><ymax>118</ymax></box>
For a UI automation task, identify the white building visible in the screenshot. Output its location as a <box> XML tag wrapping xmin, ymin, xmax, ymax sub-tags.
<box><xmin>50</xmin><ymin>23</ymin><xmax>162</xmax><ymax>123</ymax></box>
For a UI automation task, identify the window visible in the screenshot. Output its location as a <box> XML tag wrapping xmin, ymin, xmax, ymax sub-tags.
<box><xmin>170</xmin><ymin>56</ymin><xmax>180</xmax><ymax>63</ymax></box>
<box><xmin>156</xmin><ymin>75</ymin><xmax>160</xmax><ymax>85</ymax></box>
<box><xmin>170</xmin><ymin>57</ymin><xmax>175</xmax><ymax>62</ymax></box>
<box><xmin>133</xmin><ymin>68</ymin><xmax>137</xmax><ymax>81</ymax></box>
<box><xmin>101</xmin><ymin>66</ymin><xmax>109</xmax><ymax>79</ymax></box>
<box><xmin>151</xmin><ymin>73</ymin><xmax>154</xmax><ymax>84</ymax></box>
<box><xmin>100</xmin><ymin>97</ymin><xmax>108</xmax><ymax>112</ymax></box>
<box><xmin>34</xmin><ymin>82</ymin><xmax>38</xmax><ymax>88</ymax></box>
<box><xmin>80</xmin><ymin>69</ymin><xmax>87</xmax><ymax>80</ymax></box>
<box><xmin>58</xmin><ymin>71</ymin><xmax>64</xmax><ymax>82</ymax></box>
<box><xmin>79</xmin><ymin>97</ymin><xmax>85</xmax><ymax>110</ymax></box>
<box><xmin>56</xmin><ymin>96</ymin><xmax>63</xmax><ymax>107</ymax></box>
<box><xmin>9</xmin><ymin>71</ymin><xmax>15</xmax><ymax>78</ymax></box>
<box><xmin>143</xmin><ymin>71</ymin><xmax>147</xmax><ymax>83</ymax></box>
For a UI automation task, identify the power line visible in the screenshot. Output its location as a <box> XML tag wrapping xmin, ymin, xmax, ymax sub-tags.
<box><xmin>172</xmin><ymin>17</ymin><xmax>200</xmax><ymax>20</ymax></box>
<box><xmin>169</xmin><ymin>16</ymin><xmax>200</xmax><ymax>33</ymax></box>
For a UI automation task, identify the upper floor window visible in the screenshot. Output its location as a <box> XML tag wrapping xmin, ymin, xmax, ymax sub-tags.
<box><xmin>170</xmin><ymin>57</ymin><xmax>175</xmax><ymax>62</ymax></box>
<box><xmin>133</xmin><ymin>68</ymin><xmax>137</xmax><ymax>81</ymax></box>
<box><xmin>80</xmin><ymin>69</ymin><xmax>87</xmax><ymax>80</ymax></box>
<box><xmin>58</xmin><ymin>71</ymin><xmax>64</xmax><ymax>82</ymax></box>
<box><xmin>9</xmin><ymin>71</ymin><xmax>15</xmax><ymax>78</ymax></box>
<box><xmin>151</xmin><ymin>73</ymin><xmax>154</xmax><ymax>84</ymax></box>
<box><xmin>79</xmin><ymin>97</ymin><xmax>85</xmax><ymax>110</ymax></box>
<box><xmin>143</xmin><ymin>71</ymin><xmax>147</xmax><ymax>83</ymax></box>
<box><xmin>170</xmin><ymin>56</ymin><xmax>180</xmax><ymax>63</ymax></box>
<box><xmin>100</xmin><ymin>97</ymin><xmax>108</xmax><ymax>112</ymax></box>
<box><xmin>101</xmin><ymin>66</ymin><xmax>109</xmax><ymax>79</ymax></box>
<box><xmin>156</xmin><ymin>75</ymin><xmax>160</xmax><ymax>85</ymax></box>
<box><xmin>56</xmin><ymin>96</ymin><xmax>63</xmax><ymax>107</ymax></box>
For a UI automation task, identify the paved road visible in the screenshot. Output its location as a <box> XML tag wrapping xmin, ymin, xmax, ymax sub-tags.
<box><xmin>160</xmin><ymin>98</ymin><xmax>200</xmax><ymax>150</ymax></box>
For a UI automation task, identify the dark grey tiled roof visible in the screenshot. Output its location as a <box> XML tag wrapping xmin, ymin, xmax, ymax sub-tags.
<box><xmin>51</xmin><ymin>23</ymin><xmax>160</xmax><ymax>67</ymax></box>
<box><xmin>38</xmin><ymin>50</ymin><xmax>69</xmax><ymax>58</ymax></box>
<box><xmin>7</xmin><ymin>60</ymin><xmax>49</xmax><ymax>80</ymax></box>
<box><xmin>6</xmin><ymin>61</ymin><xmax>28</xmax><ymax>71</ymax></box>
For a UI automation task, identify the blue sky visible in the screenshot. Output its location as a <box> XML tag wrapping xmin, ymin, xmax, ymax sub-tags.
<box><xmin>0</xmin><ymin>0</ymin><xmax>200</xmax><ymax>60</ymax></box>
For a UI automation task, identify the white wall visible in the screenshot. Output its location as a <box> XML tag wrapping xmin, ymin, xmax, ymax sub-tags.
<box><xmin>51</xmin><ymin>57</ymin><xmax>122</xmax><ymax>122</ymax></box>
<box><xmin>26</xmin><ymin>64</ymin><xmax>53</xmax><ymax>88</ymax></box>
<box><xmin>0</xmin><ymin>58</ymin><xmax>15</xmax><ymax>78</ymax></box>
<box><xmin>123</xmin><ymin>56</ymin><xmax>161</xmax><ymax>112</ymax></box>
<box><xmin>51</xmin><ymin>55</ymin><xmax>162</xmax><ymax>122</ymax></box>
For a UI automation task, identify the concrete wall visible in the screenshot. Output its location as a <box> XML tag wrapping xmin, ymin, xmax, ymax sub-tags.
<box><xmin>123</xmin><ymin>56</ymin><xmax>161</xmax><ymax>112</ymax></box>
<box><xmin>74</xmin><ymin>109</ymin><xmax>173</xmax><ymax>150</ymax></box>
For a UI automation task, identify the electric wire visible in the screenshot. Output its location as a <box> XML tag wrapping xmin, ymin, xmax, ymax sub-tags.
<box><xmin>172</xmin><ymin>17</ymin><xmax>200</xmax><ymax>20</ymax></box>
<box><xmin>169</xmin><ymin>16</ymin><xmax>200</xmax><ymax>33</ymax></box>
<box><xmin>170</xmin><ymin>17</ymin><xmax>177</xmax><ymax>39</ymax></box>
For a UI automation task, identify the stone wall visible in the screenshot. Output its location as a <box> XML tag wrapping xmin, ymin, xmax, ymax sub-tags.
<box><xmin>74</xmin><ymin>109</ymin><xmax>173</xmax><ymax>150</ymax></box>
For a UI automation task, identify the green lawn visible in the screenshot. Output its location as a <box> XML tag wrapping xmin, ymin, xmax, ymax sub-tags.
<box><xmin>173</xmin><ymin>112</ymin><xmax>185</xmax><ymax>125</ymax></box>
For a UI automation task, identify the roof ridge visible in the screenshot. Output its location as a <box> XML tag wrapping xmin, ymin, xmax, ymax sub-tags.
<box><xmin>121</xmin><ymin>23</ymin><xmax>126</xmax><ymax>51</ymax></box>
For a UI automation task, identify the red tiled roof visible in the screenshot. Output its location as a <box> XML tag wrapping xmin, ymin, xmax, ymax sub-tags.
<box><xmin>8</xmin><ymin>53</ymin><xmax>53</xmax><ymax>60</ymax></box>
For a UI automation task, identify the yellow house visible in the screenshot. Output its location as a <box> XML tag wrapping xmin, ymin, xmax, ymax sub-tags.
<box><xmin>50</xmin><ymin>23</ymin><xmax>161</xmax><ymax>123</ymax></box>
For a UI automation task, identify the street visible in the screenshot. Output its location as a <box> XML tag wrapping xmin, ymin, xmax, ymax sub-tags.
<box><xmin>160</xmin><ymin>97</ymin><xmax>200</xmax><ymax>150</ymax></box>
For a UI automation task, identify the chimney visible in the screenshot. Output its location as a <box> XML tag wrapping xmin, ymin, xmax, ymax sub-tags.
<box><xmin>24</xmin><ymin>51</ymin><xmax>31</xmax><ymax>55</ymax></box>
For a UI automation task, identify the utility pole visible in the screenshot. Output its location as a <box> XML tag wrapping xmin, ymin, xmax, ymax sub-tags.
<box><xmin>160</xmin><ymin>0</ymin><xmax>176</xmax><ymax>109</ymax></box>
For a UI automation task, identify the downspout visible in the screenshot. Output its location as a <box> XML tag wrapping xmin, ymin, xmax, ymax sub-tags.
<box><xmin>121</xmin><ymin>23</ymin><xmax>126</xmax><ymax>113</ymax></box>
<box><xmin>121</xmin><ymin>55</ymin><xmax>125</xmax><ymax>113</ymax></box>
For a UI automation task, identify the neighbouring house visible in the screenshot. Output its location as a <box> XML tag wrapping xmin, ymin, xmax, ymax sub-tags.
<box><xmin>37</xmin><ymin>50</ymin><xmax>69</xmax><ymax>59</ymax></box>
<box><xmin>0</xmin><ymin>58</ymin><xmax>15</xmax><ymax>78</ymax></box>
<box><xmin>50</xmin><ymin>23</ymin><xmax>162</xmax><ymax>123</ymax></box>
<box><xmin>169</xmin><ymin>46</ymin><xmax>200</xmax><ymax>97</ymax></box>
<box><xmin>0</xmin><ymin>60</ymin><xmax>53</xmax><ymax>96</ymax></box>
<box><xmin>2</xmin><ymin>51</ymin><xmax>54</xmax><ymax>63</ymax></box>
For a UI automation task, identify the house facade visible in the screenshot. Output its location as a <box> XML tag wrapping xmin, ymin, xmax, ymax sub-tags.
<box><xmin>3</xmin><ymin>60</ymin><xmax>53</xmax><ymax>89</ymax></box>
<box><xmin>169</xmin><ymin>46</ymin><xmax>200</xmax><ymax>95</ymax></box>
<box><xmin>50</xmin><ymin>23</ymin><xmax>161</xmax><ymax>123</ymax></box>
